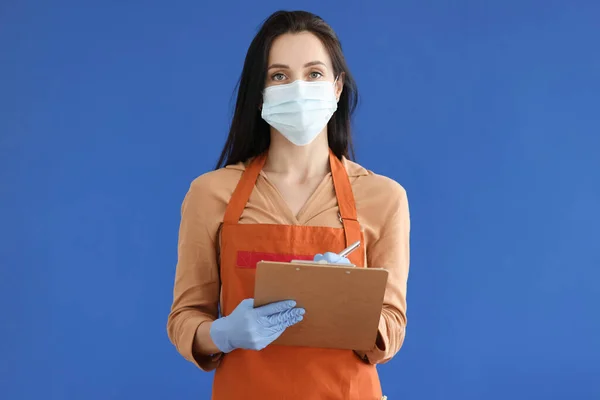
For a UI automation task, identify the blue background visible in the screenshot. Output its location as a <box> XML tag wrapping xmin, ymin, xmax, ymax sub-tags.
<box><xmin>1</xmin><ymin>1</ymin><xmax>599</xmax><ymax>399</ymax></box>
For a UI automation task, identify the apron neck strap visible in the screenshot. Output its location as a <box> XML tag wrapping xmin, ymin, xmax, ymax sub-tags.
<box><xmin>223</xmin><ymin>152</ymin><xmax>267</xmax><ymax>224</ymax></box>
<box><xmin>329</xmin><ymin>150</ymin><xmax>358</xmax><ymax>223</ymax></box>
<box><xmin>223</xmin><ymin>149</ymin><xmax>361</xmax><ymax>246</ymax></box>
<box><xmin>328</xmin><ymin>150</ymin><xmax>362</xmax><ymax>247</ymax></box>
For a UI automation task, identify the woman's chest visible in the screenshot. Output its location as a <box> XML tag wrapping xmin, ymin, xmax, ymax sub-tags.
<box><xmin>237</xmin><ymin>174</ymin><xmax>340</xmax><ymax>227</ymax></box>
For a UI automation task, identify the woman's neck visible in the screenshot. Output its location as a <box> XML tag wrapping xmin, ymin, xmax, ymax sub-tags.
<box><xmin>263</xmin><ymin>130</ymin><xmax>331</xmax><ymax>183</ymax></box>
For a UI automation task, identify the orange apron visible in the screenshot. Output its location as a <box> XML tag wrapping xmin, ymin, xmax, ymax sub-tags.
<box><xmin>212</xmin><ymin>150</ymin><xmax>382</xmax><ymax>400</ymax></box>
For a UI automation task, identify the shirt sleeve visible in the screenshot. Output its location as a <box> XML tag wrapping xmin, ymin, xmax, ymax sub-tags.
<box><xmin>166</xmin><ymin>180</ymin><xmax>222</xmax><ymax>371</ymax></box>
<box><xmin>356</xmin><ymin>184</ymin><xmax>410</xmax><ymax>364</ymax></box>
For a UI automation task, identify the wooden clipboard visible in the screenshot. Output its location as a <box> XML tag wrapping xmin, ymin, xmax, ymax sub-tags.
<box><xmin>254</xmin><ymin>261</ymin><xmax>389</xmax><ymax>351</ymax></box>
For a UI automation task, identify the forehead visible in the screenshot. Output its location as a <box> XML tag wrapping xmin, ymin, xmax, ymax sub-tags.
<box><xmin>268</xmin><ymin>31</ymin><xmax>332</xmax><ymax>68</ymax></box>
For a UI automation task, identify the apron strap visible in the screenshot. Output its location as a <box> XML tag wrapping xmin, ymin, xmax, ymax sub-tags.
<box><xmin>329</xmin><ymin>150</ymin><xmax>362</xmax><ymax>247</ymax></box>
<box><xmin>222</xmin><ymin>153</ymin><xmax>267</xmax><ymax>224</ymax></box>
<box><xmin>222</xmin><ymin>149</ymin><xmax>361</xmax><ymax>247</ymax></box>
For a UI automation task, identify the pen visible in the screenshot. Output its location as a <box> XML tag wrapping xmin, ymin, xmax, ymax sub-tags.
<box><xmin>337</xmin><ymin>240</ymin><xmax>361</xmax><ymax>258</ymax></box>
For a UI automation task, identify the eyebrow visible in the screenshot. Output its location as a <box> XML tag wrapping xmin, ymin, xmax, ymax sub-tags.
<box><xmin>267</xmin><ymin>60</ymin><xmax>327</xmax><ymax>70</ymax></box>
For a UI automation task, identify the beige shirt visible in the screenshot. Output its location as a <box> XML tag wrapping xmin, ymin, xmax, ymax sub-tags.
<box><xmin>167</xmin><ymin>157</ymin><xmax>410</xmax><ymax>371</ymax></box>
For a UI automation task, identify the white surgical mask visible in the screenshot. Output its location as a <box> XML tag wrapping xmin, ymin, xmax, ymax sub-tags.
<box><xmin>261</xmin><ymin>78</ymin><xmax>338</xmax><ymax>146</ymax></box>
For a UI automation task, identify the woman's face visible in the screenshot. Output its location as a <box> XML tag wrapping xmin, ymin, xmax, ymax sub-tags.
<box><xmin>265</xmin><ymin>31</ymin><xmax>343</xmax><ymax>97</ymax></box>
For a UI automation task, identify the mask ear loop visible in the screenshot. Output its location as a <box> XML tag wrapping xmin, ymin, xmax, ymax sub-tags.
<box><xmin>333</xmin><ymin>75</ymin><xmax>341</xmax><ymax>102</ymax></box>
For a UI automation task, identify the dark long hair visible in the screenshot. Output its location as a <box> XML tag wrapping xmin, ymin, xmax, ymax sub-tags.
<box><xmin>215</xmin><ymin>10</ymin><xmax>359</xmax><ymax>169</ymax></box>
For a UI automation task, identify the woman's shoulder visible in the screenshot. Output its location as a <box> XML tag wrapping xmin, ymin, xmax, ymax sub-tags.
<box><xmin>345</xmin><ymin>158</ymin><xmax>407</xmax><ymax>201</ymax></box>
<box><xmin>190</xmin><ymin>162</ymin><xmax>245</xmax><ymax>190</ymax></box>
<box><xmin>184</xmin><ymin>162</ymin><xmax>247</xmax><ymax>210</ymax></box>
<box><xmin>345</xmin><ymin>158</ymin><xmax>409</xmax><ymax>232</ymax></box>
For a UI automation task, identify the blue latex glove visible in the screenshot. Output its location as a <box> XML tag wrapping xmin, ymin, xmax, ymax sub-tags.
<box><xmin>210</xmin><ymin>299</ymin><xmax>304</xmax><ymax>353</ymax></box>
<box><xmin>313</xmin><ymin>252</ymin><xmax>351</xmax><ymax>264</ymax></box>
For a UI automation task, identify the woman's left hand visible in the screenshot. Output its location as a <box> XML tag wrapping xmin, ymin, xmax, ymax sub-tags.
<box><xmin>313</xmin><ymin>252</ymin><xmax>351</xmax><ymax>264</ymax></box>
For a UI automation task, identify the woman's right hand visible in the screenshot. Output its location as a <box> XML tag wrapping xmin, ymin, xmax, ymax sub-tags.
<box><xmin>209</xmin><ymin>298</ymin><xmax>305</xmax><ymax>353</ymax></box>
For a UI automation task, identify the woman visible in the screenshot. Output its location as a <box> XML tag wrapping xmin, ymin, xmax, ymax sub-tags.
<box><xmin>167</xmin><ymin>10</ymin><xmax>410</xmax><ymax>399</ymax></box>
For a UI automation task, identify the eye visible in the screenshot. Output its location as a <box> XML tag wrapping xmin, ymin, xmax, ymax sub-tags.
<box><xmin>309</xmin><ymin>71</ymin><xmax>323</xmax><ymax>79</ymax></box>
<box><xmin>271</xmin><ymin>73</ymin><xmax>286</xmax><ymax>81</ymax></box>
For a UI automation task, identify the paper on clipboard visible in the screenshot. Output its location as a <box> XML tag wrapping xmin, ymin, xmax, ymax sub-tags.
<box><xmin>290</xmin><ymin>259</ymin><xmax>356</xmax><ymax>267</ymax></box>
<box><xmin>254</xmin><ymin>261</ymin><xmax>388</xmax><ymax>351</ymax></box>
